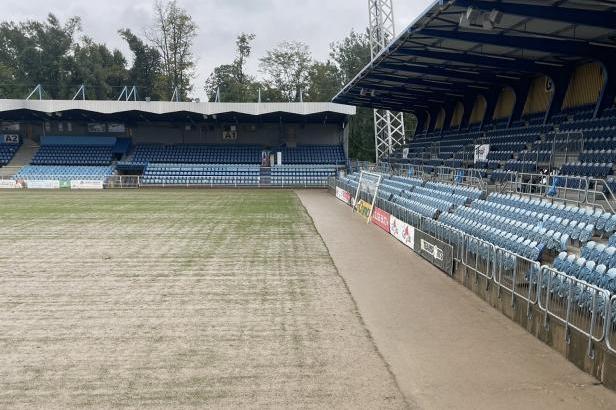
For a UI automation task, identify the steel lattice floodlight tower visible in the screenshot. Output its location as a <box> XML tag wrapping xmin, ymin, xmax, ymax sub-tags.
<box><xmin>368</xmin><ymin>0</ymin><xmax>405</xmax><ymax>163</ymax></box>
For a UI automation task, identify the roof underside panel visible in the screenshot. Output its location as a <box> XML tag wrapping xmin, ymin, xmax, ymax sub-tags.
<box><xmin>333</xmin><ymin>0</ymin><xmax>616</xmax><ymax>113</ymax></box>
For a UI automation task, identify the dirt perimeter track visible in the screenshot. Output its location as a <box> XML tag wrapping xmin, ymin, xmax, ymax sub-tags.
<box><xmin>297</xmin><ymin>189</ymin><xmax>616</xmax><ymax>410</ymax></box>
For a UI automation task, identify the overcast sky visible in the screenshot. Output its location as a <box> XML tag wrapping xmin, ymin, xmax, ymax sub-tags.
<box><xmin>3</xmin><ymin>0</ymin><xmax>434</xmax><ymax>100</ymax></box>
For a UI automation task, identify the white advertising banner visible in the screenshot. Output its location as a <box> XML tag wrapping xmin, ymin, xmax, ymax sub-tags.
<box><xmin>88</xmin><ymin>123</ymin><xmax>107</xmax><ymax>133</ymax></box>
<box><xmin>26</xmin><ymin>180</ymin><xmax>60</xmax><ymax>189</ymax></box>
<box><xmin>0</xmin><ymin>180</ymin><xmax>17</xmax><ymax>189</ymax></box>
<box><xmin>474</xmin><ymin>144</ymin><xmax>490</xmax><ymax>163</ymax></box>
<box><xmin>0</xmin><ymin>122</ymin><xmax>20</xmax><ymax>132</ymax></box>
<box><xmin>335</xmin><ymin>187</ymin><xmax>352</xmax><ymax>204</ymax></box>
<box><xmin>277</xmin><ymin>152</ymin><xmax>282</xmax><ymax>166</ymax></box>
<box><xmin>389</xmin><ymin>216</ymin><xmax>415</xmax><ymax>250</ymax></box>
<box><xmin>108</xmin><ymin>123</ymin><xmax>126</xmax><ymax>133</ymax></box>
<box><xmin>70</xmin><ymin>180</ymin><xmax>104</xmax><ymax>190</ymax></box>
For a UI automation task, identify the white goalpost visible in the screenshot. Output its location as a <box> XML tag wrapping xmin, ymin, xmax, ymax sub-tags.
<box><xmin>352</xmin><ymin>170</ymin><xmax>383</xmax><ymax>223</ymax></box>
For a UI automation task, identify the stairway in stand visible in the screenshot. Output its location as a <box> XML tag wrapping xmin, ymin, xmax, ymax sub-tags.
<box><xmin>260</xmin><ymin>167</ymin><xmax>271</xmax><ymax>185</ymax></box>
<box><xmin>0</xmin><ymin>139</ymin><xmax>39</xmax><ymax>178</ymax></box>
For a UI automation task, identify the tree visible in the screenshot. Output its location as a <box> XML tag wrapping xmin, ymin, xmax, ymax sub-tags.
<box><xmin>305</xmin><ymin>61</ymin><xmax>341</xmax><ymax>102</ymax></box>
<box><xmin>147</xmin><ymin>0</ymin><xmax>197</xmax><ymax>100</ymax></box>
<box><xmin>204</xmin><ymin>33</ymin><xmax>259</xmax><ymax>102</ymax></box>
<box><xmin>0</xmin><ymin>14</ymin><xmax>81</xmax><ymax>98</ymax></box>
<box><xmin>330</xmin><ymin>30</ymin><xmax>371</xmax><ymax>85</ymax></box>
<box><xmin>68</xmin><ymin>37</ymin><xmax>128</xmax><ymax>100</ymax></box>
<box><xmin>329</xmin><ymin>30</ymin><xmax>375</xmax><ymax>161</ymax></box>
<box><xmin>234</xmin><ymin>33</ymin><xmax>256</xmax><ymax>101</ymax></box>
<box><xmin>119</xmin><ymin>29</ymin><xmax>164</xmax><ymax>100</ymax></box>
<box><xmin>259</xmin><ymin>41</ymin><xmax>312</xmax><ymax>102</ymax></box>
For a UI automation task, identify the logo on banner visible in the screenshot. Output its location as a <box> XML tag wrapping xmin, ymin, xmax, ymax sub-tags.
<box><xmin>421</xmin><ymin>239</ymin><xmax>444</xmax><ymax>261</ymax></box>
<box><xmin>402</xmin><ymin>148</ymin><xmax>410</xmax><ymax>159</ymax></box>
<box><xmin>356</xmin><ymin>200</ymin><xmax>373</xmax><ymax>220</ymax></box>
<box><xmin>371</xmin><ymin>207</ymin><xmax>391</xmax><ymax>233</ymax></box>
<box><xmin>71</xmin><ymin>180</ymin><xmax>104</xmax><ymax>190</ymax></box>
<box><xmin>474</xmin><ymin>144</ymin><xmax>490</xmax><ymax>163</ymax></box>
<box><xmin>26</xmin><ymin>180</ymin><xmax>60</xmax><ymax>189</ymax></box>
<box><xmin>336</xmin><ymin>187</ymin><xmax>351</xmax><ymax>204</ymax></box>
<box><xmin>390</xmin><ymin>216</ymin><xmax>415</xmax><ymax>249</ymax></box>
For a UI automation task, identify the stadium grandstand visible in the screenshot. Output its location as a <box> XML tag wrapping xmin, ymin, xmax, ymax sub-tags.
<box><xmin>0</xmin><ymin>101</ymin><xmax>353</xmax><ymax>187</ymax></box>
<box><xmin>4</xmin><ymin>1</ymin><xmax>616</xmax><ymax>408</ymax></box>
<box><xmin>330</xmin><ymin>0</ymin><xmax>616</xmax><ymax>394</ymax></box>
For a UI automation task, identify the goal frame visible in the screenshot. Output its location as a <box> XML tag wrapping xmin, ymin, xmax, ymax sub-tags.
<box><xmin>352</xmin><ymin>170</ymin><xmax>383</xmax><ymax>223</ymax></box>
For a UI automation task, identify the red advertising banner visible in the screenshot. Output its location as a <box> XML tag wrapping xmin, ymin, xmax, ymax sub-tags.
<box><xmin>371</xmin><ymin>207</ymin><xmax>391</xmax><ymax>233</ymax></box>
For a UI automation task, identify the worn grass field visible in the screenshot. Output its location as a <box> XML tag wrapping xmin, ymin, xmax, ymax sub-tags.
<box><xmin>0</xmin><ymin>190</ymin><xmax>406</xmax><ymax>409</ymax></box>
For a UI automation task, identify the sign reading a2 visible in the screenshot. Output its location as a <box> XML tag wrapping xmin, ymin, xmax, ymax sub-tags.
<box><xmin>4</xmin><ymin>134</ymin><xmax>19</xmax><ymax>144</ymax></box>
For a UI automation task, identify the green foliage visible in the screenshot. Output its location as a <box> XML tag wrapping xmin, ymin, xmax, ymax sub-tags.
<box><xmin>69</xmin><ymin>37</ymin><xmax>128</xmax><ymax>100</ymax></box>
<box><xmin>147</xmin><ymin>0</ymin><xmax>198</xmax><ymax>100</ymax></box>
<box><xmin>204</xmin><ymin>33</ymin><xmax>260</xmax><ymax>102</ymax></box>
<box><xmin>329</xmin><ymin>30</ymin><xmax>375</xmax><ymax>161</ymax></box>
<box><xmin>259</xmin><ymin>41</ymin><xmax>312</xmax><ymax>102</ymax></box>
<box><xmin>119</xmin><ymin>29</ymin><xmax>164</xmax><ymax>100</ymax></box>
<box><xmin>305</xmin><ymin>61</ymin><xmax>341</xmax><ymax>102</ymax></box>
<box><xmin>0</xmin><ymin>14</ymin><xmax>81</xmax><ymax>98</ymax></box>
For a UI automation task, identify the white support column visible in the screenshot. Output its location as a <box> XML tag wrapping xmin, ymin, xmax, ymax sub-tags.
<box><xmin>368</xmin><ymin>0</ymin><xmax>405</xmax><ymax>163</ymax></box>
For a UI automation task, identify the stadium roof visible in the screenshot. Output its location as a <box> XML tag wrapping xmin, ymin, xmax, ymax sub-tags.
<box><xmin>0</xmin><ymin>100</ymin><xmax>355</xmax><ymax>123</ymax></box>
<box><xmin>333</xmin><ymin>0</ymin><xmax>616</xmax><ymax>113</ymax></box>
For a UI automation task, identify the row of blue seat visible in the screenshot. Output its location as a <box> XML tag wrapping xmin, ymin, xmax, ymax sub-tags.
<box><xmin>560</xmin><ymin>162</ymin><xmax>612</xmax><ymax>177</ymax></box>
<box><xmin>0</xmin><ymin>144</ymin><xmax>20</xmax><ymax>166</ymax></box>
<box><xmin>454</xmin><ymin>206</ymin><xmax>569</xmax><ymax>252</ymax></box>
<box><xmin>504</xmin><ymin>160</ymin><xmax>538</xmax><ymax>173</ymax></box>
<box><xmin>579</xmin><ymin>150</ymin><xmax>616</xmax><ymax>163</ymax></box>
<box><xmin>439</xmin><ymin>213</ymin><xmax>543</xmax><ymax>263</ymax></box>
<box><xmin>32</xmin><ymin>145</ymin><xmax>113</xmax><ymax>166</ymax></box>
<box><xmin>554</xmin><ymin>253</ymin><xmax>616</xmax><ymax>294</ymax></box>
<box><xmin>487</xmin><ymin>193</ymin><xmax>616</xmax><ymax>234</ymax></box>
<box><xmin>15</xmin><ymin>165</ymin><xmax>114</xmax><ymax>180</ymax></box>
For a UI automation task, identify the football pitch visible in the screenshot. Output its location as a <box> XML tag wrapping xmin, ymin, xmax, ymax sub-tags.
<box><xmin>0</xmin><ymin>190</ymin><xmax>406</xmax><ymax>409</ymax></box>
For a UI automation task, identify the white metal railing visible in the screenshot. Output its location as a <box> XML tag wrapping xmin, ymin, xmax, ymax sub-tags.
<box><xmin>607</xmin><ymin>295</ymin><xmax>616</xmax><ymax>354</ymax></box>
<box><xmin>498</xmin><ymin>172</ymin><xmax>616</xmax><ymax>213</ymax></box>
<box><xmin>538</xmin><ymin>266</ymin><xmax>610</xmax><ymax>358</ymax></box>
<box><xmin>331</xmin><ymin>178</ymin><xmax>616</xmax><ymax>359</ymax></box>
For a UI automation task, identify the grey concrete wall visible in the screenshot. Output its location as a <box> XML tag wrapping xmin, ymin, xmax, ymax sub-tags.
<box><xmin>452</xmin><ymin>262</ymin><xmax>616</xmax><ymax>391</ymax></box>
<box><xmin>15</xmin><ymin>120</ymin><xmax>345</xmax><ymax>148</ymax></box>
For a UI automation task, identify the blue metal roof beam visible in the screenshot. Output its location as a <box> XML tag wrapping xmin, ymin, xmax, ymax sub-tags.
<box><xmin>377</xmin><ymin>62</ymin><xmax>516</xmax><ymax>88</ymax></box>
<box><xmin>454</xmin><ymin>0</ymin><xmax>616</xmax><ymax>30</ymax></box>
<box><xmin>393</xmin><ymin>46</ymin><xmax>560</xmax><ymax>74</ymax></box>
<box><xmin>417</xmin><ymin>28</ymin><xmax>615</xmax><ymax>60</ymax></box>
<box><xmin>357</xmin><ymin>82</ymin><xmax>464</xmax><ymax>98</ymax></box>
<box><xmin>341</xmin><ymin>90</ymin><xmax>448</xmax><ymax>106</ymax></box>
<box><xmin>361</xmin><ymin>73</ymin><xmax>494</xmax><ymax>97</ymax></box>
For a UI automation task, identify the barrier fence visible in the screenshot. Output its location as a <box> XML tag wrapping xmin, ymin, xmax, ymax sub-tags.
<box><xmin>537</xmin><ymin>266</ymin><xmax>610</xmax><ymax>358</ymax></box>
<box><xmin>0</xmin><ymin>174</ymin><xmax>339</xmax><ymax>189</ymax></box>
<box><xmin>608</xmin><ymin>295</ymin><xmax>616</xmax><ymax>355</ymax></box>
<box><xmin>331</xmin><ymin>177</ymin><xmax>616</xmax><ymax>358</ymax></box>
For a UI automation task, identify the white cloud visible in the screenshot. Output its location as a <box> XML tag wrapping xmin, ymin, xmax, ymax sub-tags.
<box><xmin>2</xmin><ymin>0</ymin><xmax>433</xmax><ymax>100</ymax></box>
